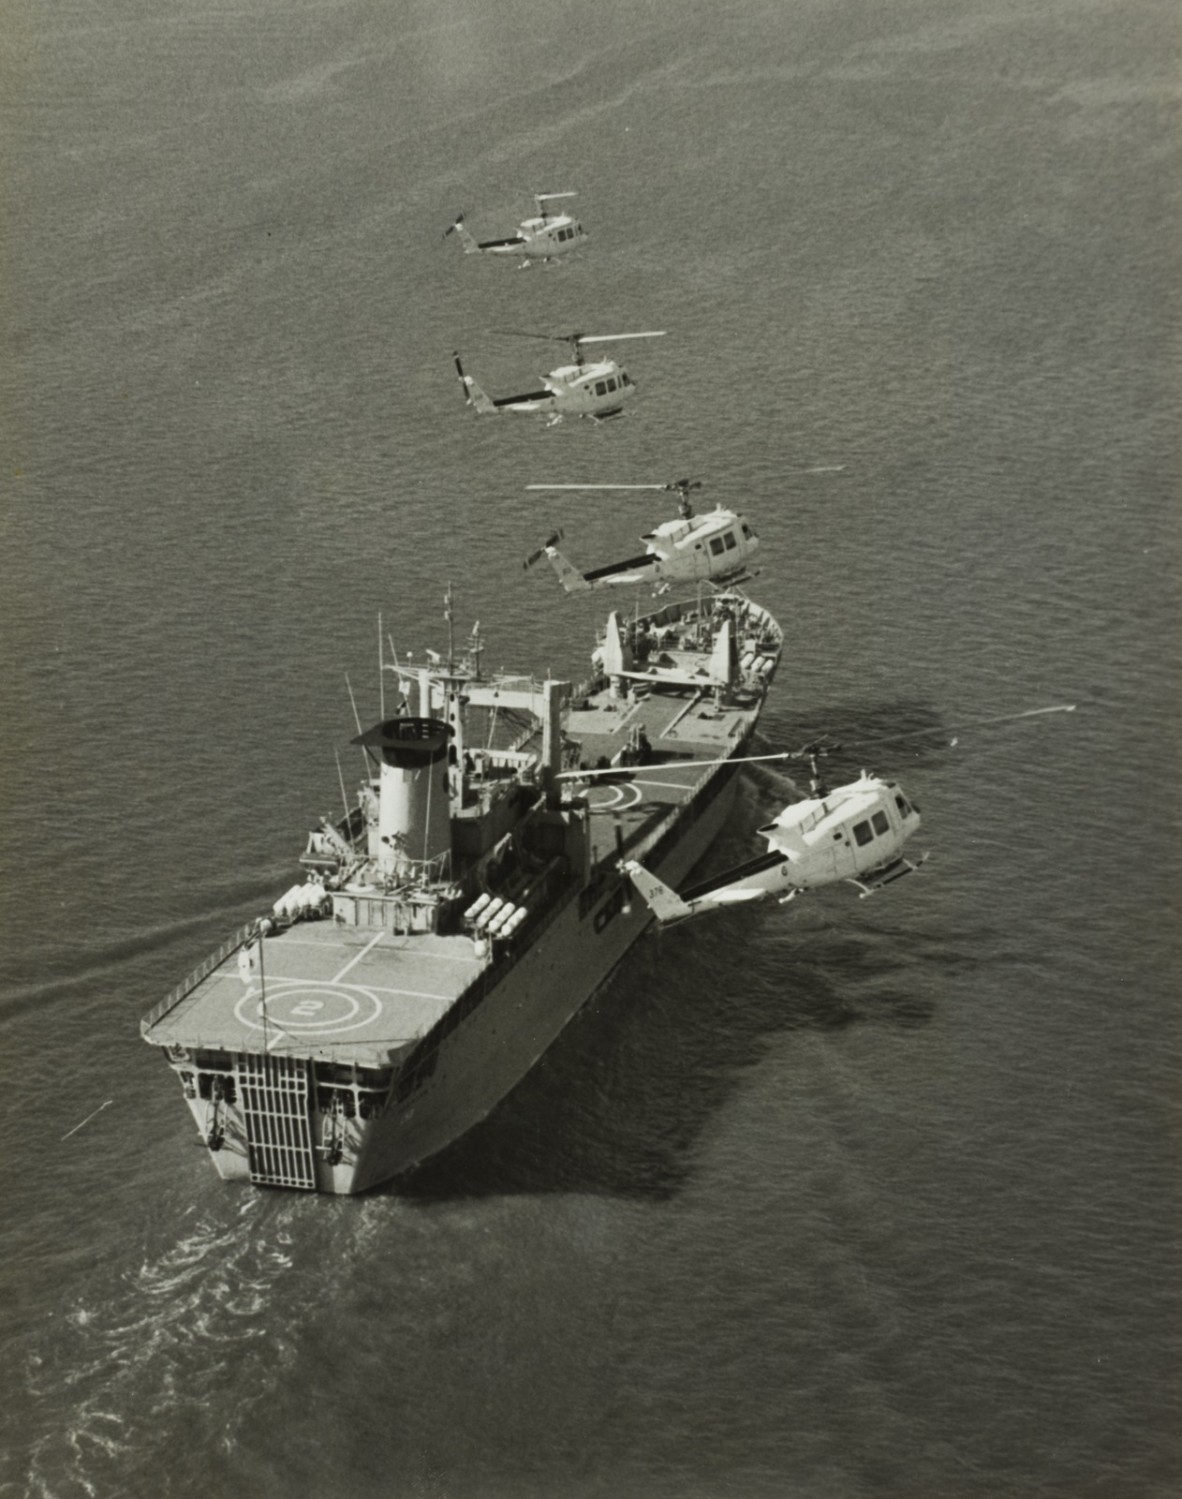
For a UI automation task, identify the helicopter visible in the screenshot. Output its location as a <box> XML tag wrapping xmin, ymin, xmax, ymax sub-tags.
<box><xmin>522</xmin><ymin>479</ymin><xmax>760</xmax><ymax>593</ymax></box>
<box><xmin>611</xmin><ymin>704</ymin><xmax>1078</xmax><ymax>924</ymax></box>
<box><xmin>454</xmin><ymin>330</ymin><xmax>666</xmax><ymax>424</ymax></box>
<box><xmin>443</xmin><ymin>193</ymin><xmax>588</xmax><ymax>266</ymax></box>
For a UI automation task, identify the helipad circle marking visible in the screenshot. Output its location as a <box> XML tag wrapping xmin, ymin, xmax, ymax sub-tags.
<box><xmin>234</xmin><ymin>981</ymin><xmax>383</xmax><ymax>1034</ymax></box>
<box><xmin>588</xmin><ymin>782</ymin><xmax>641</xmax><ymax>811</ymax></box>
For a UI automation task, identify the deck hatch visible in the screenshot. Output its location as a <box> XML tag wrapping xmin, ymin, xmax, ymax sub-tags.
<box><xmin>240</xmin><ymin>1055</ymin><xmax>316</xmax><ymax>1190</ymax></box>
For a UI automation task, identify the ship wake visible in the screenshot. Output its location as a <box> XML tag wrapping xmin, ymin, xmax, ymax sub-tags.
<box><xmin>13</xmin><ymin>1197</ymin><xmax>301</xmax><ymax>1499</ymax></box>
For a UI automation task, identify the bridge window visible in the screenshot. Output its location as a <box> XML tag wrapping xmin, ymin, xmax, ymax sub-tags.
<box><xmin>872</xmin><ymin>810</ymin><xmax>890</xmax><ymax>836</ymax></box>
<box><xmin>853</xmin><ymin>819</ymin><xmax>873</xmax><ymax>846</ymax></box>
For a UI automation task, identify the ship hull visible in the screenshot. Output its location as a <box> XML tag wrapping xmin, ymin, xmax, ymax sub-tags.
<box><xmin>187</xmin><ymin>763</ymin><xmax>741</xmax><ymax>1195</ymax></box>
<box><xmin>348</xmin><ymin>762</ymin><xmax>742</xmax><ymax>1191</ymax></box>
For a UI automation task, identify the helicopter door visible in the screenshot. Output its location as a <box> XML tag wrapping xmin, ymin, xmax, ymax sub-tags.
<box><xmin>850</xmin><ymin>806</ymin><xmax>898</xmax><ymax>871</ymax></box>
<box><xmin>707</xmin><ymin>531</ymin><xmax>740</xmax><ymax>572</ymax></box>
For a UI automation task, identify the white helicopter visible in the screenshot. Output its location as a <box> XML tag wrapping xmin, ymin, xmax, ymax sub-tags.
<box><xmin>614</xmin><ymin>705</ymin><xmax>1078</xmax><ymax>924</ymax></box>
<box><xmin>444</xmin><ymin>192</ymin><xmax>588</xmax><ymax>266</ymax></box>
<box><xmin>454</xmin><ymin>329</ymin><xmax>666</xmax><ymax>424</ymax></box>
<box><xmin>522</xmin><ymin>479</ymin><xmax>761</xmax><ymax>593</ymax></box>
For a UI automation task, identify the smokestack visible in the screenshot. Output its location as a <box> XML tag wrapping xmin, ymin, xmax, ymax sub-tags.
<box><xmin>353</xmin><ymin>717</ymin><xmax>451</xmax><ymax>877</ymax></box>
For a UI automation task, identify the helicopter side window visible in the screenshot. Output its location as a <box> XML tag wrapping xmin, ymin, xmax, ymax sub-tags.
<box><xmin>872</xmin><ymin>810</ymin><xmax>890</xmax><ymax>836</ymax></box>
<box><xmin>709</xmin><ymin>537</ymin><xmax>726</xmax><ymax>556</ymax></box>
<box><xmin>595</xmin><ymin>381</ymin><xmax>607</xmax><ymax>396</ymax></box>
<box><xmin>853</xmin><ymin>819</ymin><xmax>874</xmax><ymax>847</ymax></box>
<box><xmin>723</xmin><ymin>532</ymin><xmax>737</xmax><ymax>550</ymax></box>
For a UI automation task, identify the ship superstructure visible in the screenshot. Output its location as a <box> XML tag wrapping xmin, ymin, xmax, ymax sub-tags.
<box><xmin>141</xmin><ymin>588</ymin><xmax>783</xmax><ymax>1194</ymax></box>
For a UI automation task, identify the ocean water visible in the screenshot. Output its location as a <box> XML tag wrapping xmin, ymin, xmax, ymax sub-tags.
<box><xmin>2</xmin><ymin>1</ymin><xmax>1179</xmax><ymax>1495</ymax></box>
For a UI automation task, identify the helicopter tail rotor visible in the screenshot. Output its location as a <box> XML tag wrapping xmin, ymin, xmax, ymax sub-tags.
<box><xmin>523</xmin><ymin>531</ymin><xmax>564</xmax><ymax>570</ymax></box>
<box><xmin>444</xmin><ymin>216</ymin><xmax>480</xmax><ymax>253</ymax></box>
<box><xmin>453</xmin><ymin>353</ymin><xmax>496</xmax><ymax>413</ymax></box>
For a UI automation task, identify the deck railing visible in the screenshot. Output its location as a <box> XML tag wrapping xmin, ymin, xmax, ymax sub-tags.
<box><xmin>140</xmin><ymin>921</ymin><xmax>259</xmax><ymax>1036</ymax></box>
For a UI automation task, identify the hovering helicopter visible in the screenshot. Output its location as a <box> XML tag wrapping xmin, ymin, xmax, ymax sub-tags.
<box><xmin>522</xmin><ymin>479</ymin><xmax>760</xmax><ymax>593</ymax></box>
<box><xmin>454</xmin><ymin>330</ymin><xmax>666</xmax><ymax>424</ymax></box>
<box><xmin>611</xmin><ymin>704</ymin><xmax>1078</xmax><ymax>924</ymax></box>
<box><xmin>443</xmin><ymin>193</ymin><xmax>588</xmax><ymax>266</ymax></box>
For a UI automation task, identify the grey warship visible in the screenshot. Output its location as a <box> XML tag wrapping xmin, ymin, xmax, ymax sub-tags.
<box><xmin>141</xmin><ymin>587</ymin><xmax>783</xmax><ymax>1194</ymax></box>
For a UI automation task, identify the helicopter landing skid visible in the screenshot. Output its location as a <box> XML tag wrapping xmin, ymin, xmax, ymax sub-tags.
<box><xmin>850</xmin><ymin>852</ymin><xmax>929</xmax><ymax>898</ymax></box>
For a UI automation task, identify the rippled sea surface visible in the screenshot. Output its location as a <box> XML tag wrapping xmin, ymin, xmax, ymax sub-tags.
<box><xmin>3</xmin><ymin>1</ymin><xmax>1179</xmax><ymax>1495</ymax></box>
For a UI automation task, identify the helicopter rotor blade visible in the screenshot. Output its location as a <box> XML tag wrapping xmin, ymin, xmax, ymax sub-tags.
<box><xmin>795</xmin><ymin>703</ymin><xmax>1079</xmax><ymax>758</ymax></box>
<box><xmin>534</xmin><ymin>191</ymin><xmax>577</xmax><ymax>201</ymax></box>
<box><xmin>574</xmin><ymin>331</ymin><xmax>667</xmax><ymax>345</ymax></box>
<box><xmin>491</xmin><ymin>329</ymin><xmax>666</xmax><ymax>350</ymax></box>
<box><xmin>525</xmin><ymin>479</ymin><xmax>703</xmax><ymax>495</ymax></box>
<box><xmin>492</xmin><ymin>328</ymin><xmax>571</xmax><ymax>345</ymax></box>
<box><xmin>526</xmin><ymin>484</ymin><xmax>678</xmax><ymax>493</ymax></box>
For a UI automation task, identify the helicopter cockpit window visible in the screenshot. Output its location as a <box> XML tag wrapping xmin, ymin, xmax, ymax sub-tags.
<box><xmin>895</xmin><ymin>794</ymin><xmax>912</xmax><ymax>816</ymax></box>
<box><xmin>742</xmin><ymin>522</ymin><xmax>753</xmax><ymax>539</ymax></box>
<box><xmin>724</xmin><ymin>532</ymin><xmax>737</xmax><ymax>550</ymax></box>
<box><xmin>853</xmin><ymin>819</ymin><xmax>874</xmax><ymax>847</ymax></box>
<box><xmin>872</xmin><ymin>810</ymin><xmax>890</xmax><ymax>836</ymax></box>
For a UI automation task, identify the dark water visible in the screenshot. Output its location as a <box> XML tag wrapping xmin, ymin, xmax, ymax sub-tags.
<box><xmin>3</xmin><ymin>1</ymin><xmax>1180</xmax><ymax>1495</ymax></box>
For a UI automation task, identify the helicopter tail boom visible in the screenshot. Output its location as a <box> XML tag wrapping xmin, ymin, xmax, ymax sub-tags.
<box><xmin>621</xmin><ymin>859</ymin><xmax>774</xmax><ymax>925</ymax></box>
<box><xmin>541</xmin><ymin>545</ymin><xmax>592</xmax><ymax>593</ymax></box>
<box><xmin>619</xmin><ymin>862</ymin><xmax>695</xmax><ymax>924</ymax></box>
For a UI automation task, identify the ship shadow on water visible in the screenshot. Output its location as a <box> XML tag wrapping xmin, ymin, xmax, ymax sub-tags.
<box><xmin>395</xmin><ymin>705</ymin><xmax>962</xmax><ymax>1205</ymax></box>
<box><xmin>397</xmin><ymin>919</ymin><xmax>937</xmax><ymax>1205</ymax></box>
